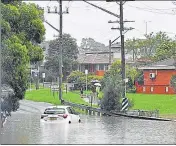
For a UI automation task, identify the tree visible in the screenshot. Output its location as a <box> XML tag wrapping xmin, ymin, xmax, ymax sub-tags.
<box><xmin>80</xmin><ymin>38</ymin><xmax>107</xmax><ymax>52</ymax></box>
<box><xmin>125</xmin><ymin>32</ymin><xmax>172</xmax><ymax>61</ymax></box>
<box><xmin>1</xmin><ymin>2</ymin><xmax>45</xmax><ymax>63</ymax></box>
<box><xmin>46</xmin><ymin>33</ymin><xmax>79</xmax><ymax>81</ymax></box>
<box><xmin>48</xmin><ymin>33</ymin><xmax>78</xmax><ymax>59</ymax></box>
<box><xmin>45</xmin><ymin>56</ymin><xmax>77</xmax><ymax>81</ymax></box>
<box><xmin>100</xmin><ymin>73</ymin><xmax>123</xmax><ymax>111</ymax></box>
<box><xmin>103</xmin><ymin>60</ymin><xmax>139</xmax><ymax>87</ymax></box>
<box><xmin>154</xmin><ymin>41</ymin><xmax>176</xmax><ymax>61</ymax></box>
<box><xmin>1</xmin><ymin>2</ymin><xmax>45</xmax><ymax>115</ymax></box>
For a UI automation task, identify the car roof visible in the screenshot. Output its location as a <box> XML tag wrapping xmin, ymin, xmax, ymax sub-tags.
<box><xmin>46</xmin><ymin>106</ymin><xmax>71</xmax><ymax>109</ymax></box>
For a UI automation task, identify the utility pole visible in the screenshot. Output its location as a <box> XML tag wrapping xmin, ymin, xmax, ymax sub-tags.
<box><xmin>120</xmin><ymin>0</ymin><xmax>126</xmax><ymax>99</ymax></box>
<box><xmin>59</xmin><ymin>0</ymin><xmax>63</xmax><ymax>102</ymax></box>
<box><xmin>107</xmin><ymin>0</ymin><xmax>134</xmax><ymax>111</ymax></box>
<box><xmin>144</xmin><ymin>21</ymin><xmax>151</xmax><ymax>36</ymax></box>
<box><xmin>47</xmin><ymin>1</ymin><xmax>69</xmax><ymax>103</ymax></box>
<box><xmin>108</xmin><ymin>3</ymin><xmax>134</xmax><ymax>98</ymax></box>
<box><xmin>109</xmin><ymin>40</ymin><xmax>112</xmax><ymax>68</ymax></box>
<box><xmin>0</xmin><ymin>0</ymin><xmax>2</xmax><ymax>127</ymax></box>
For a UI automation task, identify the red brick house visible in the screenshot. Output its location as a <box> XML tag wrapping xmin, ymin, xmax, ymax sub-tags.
<box><xmin>77</xmin><ymin>52</ymin><xmax>111</xmax><ymax>76</ymax></box>
<box><xmin>136</xmin><ymin>58</ymin><xmax>176</xmax><ymax>94</ymax></box>
<box><xmin>77</xmin><ymin>51</ymin><xmax>133</xmax><ymax>76</ymax></box>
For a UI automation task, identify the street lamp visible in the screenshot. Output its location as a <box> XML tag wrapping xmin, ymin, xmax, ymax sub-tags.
<box><xmin>85</xmin><ymin>69</ymin><xmax>88</xmax><ymax>97</ymax></box>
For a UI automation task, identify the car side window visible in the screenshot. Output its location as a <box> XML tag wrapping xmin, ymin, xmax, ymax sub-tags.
<box><xmin>70</xmin><ymin>108</ymin><xmax>76</xmax><ymax>114</ymax></box>
<box><xmin>67</xmin><ymin>107</ymin><xmax>73</xmax><ymax>114</ymax></box>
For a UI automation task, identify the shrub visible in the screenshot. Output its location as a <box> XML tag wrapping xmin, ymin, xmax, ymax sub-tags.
<box><xmin>127</xmin><ymin>86</ymin><xmax>136</xmax><ymax>93</ymax></box>
<box><xmin>100</xmin><ymin>73</ymin><xmax>123</xmax><ymax>111</ymax></box>
<box><xmin>67</xmin><ymin>71</ymin><xmax>103</xmax><ymax>90</ymax></box>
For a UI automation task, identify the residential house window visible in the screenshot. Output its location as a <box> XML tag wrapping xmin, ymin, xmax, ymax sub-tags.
<box><xmin>95</xmin><ymin>64</ymin><xmax>99</xmax><ymax>70</ymax></box>
<box><xmin>166</xmin><ymin>87</ymin><xmax>169</xmax><ymax>93</ymax></box>
<box><xmin>99</xmin><ymin>64</ymin><xmax>104</xmax><ymax>70</ymax></box>
<box><xmin>104</xmin><ymin>65</ymin><xmax>109</xmax><ymax>71</ymax></box>
<box><xmin>85</xmin><ymin>65</ymin><xmax>88</xmax><ymax>70</ymax></box>
<box><xmin>151</xmin><ymin>87</ymin><xmax>154</xmax><ymax>92</ymax></box>
<box><xmin>143</xmin><ymin>87</ymin><xmax>146</xmax><ymax>92</ymax></box>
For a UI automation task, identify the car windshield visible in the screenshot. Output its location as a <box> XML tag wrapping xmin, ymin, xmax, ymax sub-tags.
<box><xmin>44</xmin><ymin>108</ymin><xmax>65</xmax><ymax>114</ymax></box>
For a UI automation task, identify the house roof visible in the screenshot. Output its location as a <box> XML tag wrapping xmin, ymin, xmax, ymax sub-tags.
<box><xmin>138</xmin><ymin>58</ymin><xmax>176</xmax><ymax>70</ymax></box>
<box><xmin>77</xmin><ymin>53</ymin><xmax>111</xmax><ymax>64</ymax></box>
<box><xmin>77</xmin><ymin>52</ymin><xmax>132</xmax><ymax>64</ymax></box>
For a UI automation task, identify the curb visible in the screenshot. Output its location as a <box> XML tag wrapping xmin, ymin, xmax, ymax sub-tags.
<box><xmin>108</xmin><ymin>111</ymin><xmax>174</xmax><ymax>121</ymax></box>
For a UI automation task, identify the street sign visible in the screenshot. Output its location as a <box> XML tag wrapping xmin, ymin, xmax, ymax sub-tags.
<box><xmin>85</xmin><ymin>69</ymin><xmax>88</xmax><ymax>75</ymax></box>
<box><xmin>125</xmin><ymin>78</ymin><xmax>129</xmax><ymax>83</ymax></box>
<box><xmin>34</xmin><ymin>72</ymin><xmax>38</xmax><ymax>77</ymax></box>
<box><xmin>42</xmin><ymin>73</ymin><xmax>45</xmax><ymax>78</ymax></box>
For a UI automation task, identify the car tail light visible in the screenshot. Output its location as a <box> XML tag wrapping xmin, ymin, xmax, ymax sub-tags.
<box><xmin>63</xmin><ymin>114</ymin><xmax>68</xmax><ymax>119</ymax></box>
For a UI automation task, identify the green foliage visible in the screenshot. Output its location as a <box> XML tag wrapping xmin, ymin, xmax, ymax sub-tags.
<box><xmin>101</xmin><ymin>60</ymin><xmax>137</xmax><ymax>110</ymax></box>
<box><xmin>125</xmin><ymin>32</ymin><xmax>174</xmax><ymax>61</ymax></box>
<box><xmin>26</xmin><ymin>41</ymin><xmax>44</xmax><ymax>63</ymax></box>
<box><xmin>2</xmin><ymin>35</ymin><xmax>29</xmax><ymax>101</ymax></box>
<box><xmin>67</xmin><ymin>71</ymin><xmax>103</xmax><ymax>90</ymax></box>
<box><xmin>154</xmin><ymin>41</ymin><xmax>176</xmax><ymax>61</ymax></box>
<box><xmin>48</xmin><ymin>33</ymin><xmax>78</xmax><ymax>59</ymax></box>
<box><xmin>170</xmin><ymin>75</ymin><xmax>176</xmax><ymax>92</ymax></box>
<box><xmin>109</xmin><ymin>60</ymin><xmax>121</xmax><ymax>75</ymax></box>
<box><xmin>1</xmin><ymin>93</ymin><xmax>20</xmax><ymax>113</ymax></box>
<box><xmin>1</xmin><ymin>2</ymin><xmax>45</xmax><ymax>63</ymax></box>
<box><xmin>67</xmin><ymin>71</ymin><xmax>85</xmax><ymax>83</ymax></box>
<box><xmin>46</xmin><ymin>33</ymin><xmax>79</xmax><ymax>80</ymax></box>
<box><xmin>100</xmin><ymin>73</ymin><xmax>123</xmax><ymax>111</ymax></box>
<box><xmin>1</xmin><ymin>2</ymin><xmax>45</xmax><ymax>113</ymax></box>
<box><xmin>80</xmin><ymin>38</ymin><xmax>107</xmax><ymax>52</ymax></box>
<box><xmin>102</xmin><ymin>60</ymin><xmax>138</xmax><ymax>91</ymax></box>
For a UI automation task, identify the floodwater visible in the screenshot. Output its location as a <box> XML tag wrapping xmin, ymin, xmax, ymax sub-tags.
<box><xmin>1</xmin><ymin>100</ymin><xmax>176</xmax><ymax>144</ymax></box>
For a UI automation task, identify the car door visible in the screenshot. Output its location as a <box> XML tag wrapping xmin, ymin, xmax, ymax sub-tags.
<box><xmin>69</xmin><ymin>108</ymin><xmax>79</xmax><ymax>123</ymax></box>
<box><xmin>66</xmin><ymin>107</ymin><xmax>73</xmax><ymax>121</ymax></box>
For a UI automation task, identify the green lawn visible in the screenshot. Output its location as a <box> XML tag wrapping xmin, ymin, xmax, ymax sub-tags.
<box><xmin>25</xmin><ymin>88</ymin><xmax>95</xmax><ymax>106</ymax></box>
<box><xmin>25</xmin><ymin>88</ymin><xmax>61</xmax><ymax>105</ymax></box>
<box><xmin>27</xmin><ymin>83</ymin><xmax>44</xmax><ymax>90</ymax></box>
<box><xmin>127</xmin><ymin>93</ymin><xmax>176</xmax><ymax>116</ymax></box>
<box><xmin>25</xmin><ymin>88</ymin><xmax>176</xmax><ymax>117</ymax></box>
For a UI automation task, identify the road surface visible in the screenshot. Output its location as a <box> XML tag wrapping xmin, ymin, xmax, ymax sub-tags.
<box><xmin>1</xmin><ymin>100</ymin><xmax>176</xmax><ymax>144</ymax></box>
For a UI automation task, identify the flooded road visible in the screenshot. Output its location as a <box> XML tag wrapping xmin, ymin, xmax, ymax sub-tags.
<box><xmin>1</xmin><ymin>100</ymin><xmax>176</xmax><ymax>144</ymax></box>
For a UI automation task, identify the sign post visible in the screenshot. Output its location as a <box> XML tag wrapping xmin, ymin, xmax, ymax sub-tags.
<box><xmin>42</xmin><ymin>73</ymin><xmax>45</xmax><ymax>88</ymax></box>
<box><xmin>85</xmin><ymin>69</ymin><xmax>88</xmax><ymax>97</ymax></box>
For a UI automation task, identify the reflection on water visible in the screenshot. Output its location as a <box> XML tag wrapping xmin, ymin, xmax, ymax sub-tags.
<box><xmin>1</xmin><ymin>102</ymin><xmax>176</xmax><ymax>144</ymax></box>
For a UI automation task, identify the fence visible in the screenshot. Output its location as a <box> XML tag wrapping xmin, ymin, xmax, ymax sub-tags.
<box><xmin>125</xmin><ymin>109</ymin><xmax>159</xmax><ymax>118</ymax></box>
<box><xmin>63</xmin><ymin>100</ymin><xmax>164</xmax><ymax>120</ymax></box>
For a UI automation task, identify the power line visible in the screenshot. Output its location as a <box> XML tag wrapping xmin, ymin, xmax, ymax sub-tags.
<box><xmin>139</xmin><ymin>2</ymin><xmax>176</xmax><ymax>11</ymax></box>
<box><xmin>127</xmin><ymin>4</ymin><xmax>176</xmax><ymax>15</ymax></box>
<box><xmin>83</xmin><ymin>0</ymin><xmax>120</xmax><ymax>18</ymax></box>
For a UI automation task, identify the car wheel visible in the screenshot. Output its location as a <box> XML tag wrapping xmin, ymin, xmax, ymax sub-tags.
<box><xmin>79</xmin><ymin>119</ymin><xmax>81</xmax><ymax>123</ymax></box>
<box><xmin>69</xmin><ymin>121</ymin><xmax>71</xmax><ymax>124</ymax></box>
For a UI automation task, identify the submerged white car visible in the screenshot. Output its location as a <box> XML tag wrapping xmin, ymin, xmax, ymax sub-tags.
<box><xmin>41</xmin><ymin>106</ymin><xmax>81</xmax><ymax>124</ymax></box>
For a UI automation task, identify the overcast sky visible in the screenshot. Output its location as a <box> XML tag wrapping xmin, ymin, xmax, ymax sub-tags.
<box><xmin>28</xmin><ymin>1</ymin><xmax>176</xmax><ymax>46</ymax></box>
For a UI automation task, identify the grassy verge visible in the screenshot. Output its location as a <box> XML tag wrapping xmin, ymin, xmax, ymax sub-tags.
<box><xmin>25</xmin><ymin>88</ymin><xmax>176</xmax><ymax>117</ymax></box>
<box><xmin>25</xmin><ymin>88</ymin><xmax>98</xmax><ymax>107</ymax></box>
<box><xmin>27</xmin><ymin>83</ymin><xmax>44</xmax><ymax>90</ymax></box>
<box><xmin>25</xmin><ymin>88</ymin><xmax>61</xmax><ymax>105</ymax></box>
<box><xmin>127</xmin><ymin>93</ymin><xmax>176</xmax><ymax>116</ymax></box>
